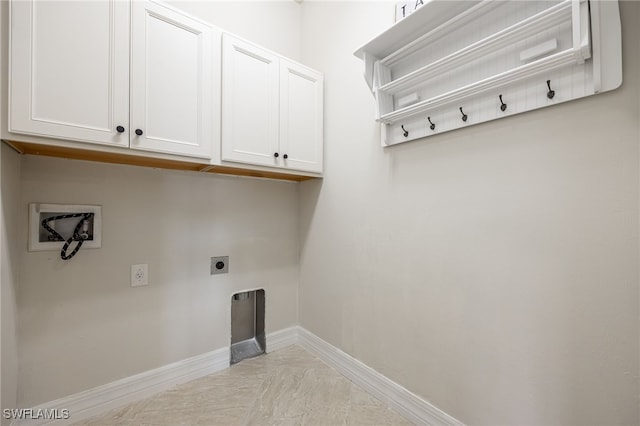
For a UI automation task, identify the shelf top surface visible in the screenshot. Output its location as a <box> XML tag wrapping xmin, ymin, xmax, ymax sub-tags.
<box><xmin>353</xmin><ymin>0</ymin><xmax>482</xmax><ymax>60</ymax></box>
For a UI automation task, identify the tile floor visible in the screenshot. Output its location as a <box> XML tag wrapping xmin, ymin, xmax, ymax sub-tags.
<box><xmin>73</xmin><ymin>345</ymin><xmax>412</xmax><ymax>425</ymax></box>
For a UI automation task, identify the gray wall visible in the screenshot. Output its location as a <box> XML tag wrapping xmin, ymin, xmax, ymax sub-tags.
<box><xmin>17</xmin><ymin>156</ymin><xmax>300</xmax><ymax>406</ymax></box>
<box><xmin>298</xmin><ymin>2</ymin><xmax>640</xmax><ymax>424</ymax></box>
<box><xmin>1</xmin><ymin>0</ymin><xmax>20</xmax><ymax>421</ymax></box>
<box><xmin>167</xmin><ymin>0</ymin><xmax>302</xmax><ymax>61</ymax></box>
<box><xmin>1</xmin><ymin>144</ymin><xmax>20</xmax><ymax>426</ymax></box>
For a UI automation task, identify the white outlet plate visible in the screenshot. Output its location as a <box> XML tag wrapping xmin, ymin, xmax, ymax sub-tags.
<box><xmin>131</xmin><ymin>264</ymin><xmax>148</xmax><ymax>287</ymax></box>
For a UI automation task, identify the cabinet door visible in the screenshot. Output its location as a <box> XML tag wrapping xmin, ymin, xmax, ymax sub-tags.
<box><xmin>221</xmin><ymin>34</ymin><xmax>280</xmax><ymax>167</ymax></box>
<box><xmin>10</xmin><ymin>0</ymin><xmax>130</xmax><ymax>147</ymax></box>
<box><xmin>130</xmin><ymin>0</ymin><xmax>214</xmax><ymax>158</ymax></box>
<box><xmin>279</xmin><ymin>60</ymin><xmax>324</xmax><ymax>173</ymax></box>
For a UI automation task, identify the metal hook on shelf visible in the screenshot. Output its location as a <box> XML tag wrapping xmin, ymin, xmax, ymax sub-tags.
<box><xmin>459</xmin><ymin>107</ymin><xmax>468</xmax><ymax>122</ymax></box>
<box><xmin>546</xmin><ymin>80</ymin><xmax>555</xmax><ymax>99</ymax></box>
<box><xmin>428</xmin><ymin>117</ymin><xmax>435</xmax><ymax>131</ymax></box>
<box><xmin>499</xmin><ymin>94</ymin><xmax>507</xmax><ymax>111</ymax></box>
<box><xmin>401</xmin><ymin>125</ymin><xmax>409</xmax><ymax>137</ymax></box>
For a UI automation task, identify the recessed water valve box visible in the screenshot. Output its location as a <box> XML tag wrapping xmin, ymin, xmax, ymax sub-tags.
<box><xmin>28</xmin><ymin>203</ymin><xmax>102</xmax><ymax>252</ymax></box>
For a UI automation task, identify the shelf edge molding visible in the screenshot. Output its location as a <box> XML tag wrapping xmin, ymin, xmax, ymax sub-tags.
<box><xmin>379</xmin><ymin>48</ymin><xmax>579</xmax><ymax>125</ymax></box>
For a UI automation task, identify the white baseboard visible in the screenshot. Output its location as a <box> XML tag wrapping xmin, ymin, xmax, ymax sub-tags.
<box><xmin>266</xmin><ymin>326</ymin><xmax>299</xmax><ymax>352</ymax></box>
<box><xmin>10</xmin><ymin>328</ymin><xmax>298</xmax><ymax>426</ymax></box>
<box><xmin>11</xmin><ymin>326</ymin><xmax>461</xmax><ymax>426</ymax></box>
<box><xmin>297</xmin><ymin>327</ymin><xmax>464</xmax><ymax>426</ymax></box>
<box><xmin>11</xmin><ymin>347</ymin><xmax>230</xmax><ymax>426</ymax></box>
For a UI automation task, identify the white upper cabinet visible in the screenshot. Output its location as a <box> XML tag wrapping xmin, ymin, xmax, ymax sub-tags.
<box><xmin>8</xmin><ymin>1</ymin><xmax>322</xmax><ymax>178</ymax></box>
<box><xmin>221</xmin><ymin>33</ymin><xmax>324</xmax><ymax>174</ymax></box>
<box><xmin>10</xmin><ymin>0</ymin><xmax>216</xmax><ymax>159</ymax></box>
<box><xmin>279</xmin><ymin>60</ymin><xmax>324</xmax><ymax>174</ymax></box>
<box><xmin>9</xmin><ymin>0</ymin><xmax>130</xmax><ymax>147</ymax></box>
<box><xmin>221</xmin><ymin>34</ymin><xmax>280</xmax><ymax>167</ymax></box>
<box><xmin>130</xmin><ymin>1</ymin><xmax>214</xmax><ymax>158</ymax></box>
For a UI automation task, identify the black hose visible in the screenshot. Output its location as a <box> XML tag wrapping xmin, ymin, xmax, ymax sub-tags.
<box><xmin>41</xmin><ymin>213</ymin><xmax>94</xmax><ymax>260</ymax></box>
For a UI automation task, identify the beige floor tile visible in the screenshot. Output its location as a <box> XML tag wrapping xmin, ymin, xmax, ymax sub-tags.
<box><xmin>72</xmin><ymin>346</ymin><xmax>410</xmax><ymax>426</ymax></box>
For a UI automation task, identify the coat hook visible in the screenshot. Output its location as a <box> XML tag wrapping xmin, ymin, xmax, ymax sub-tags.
<box><xmin>546</xmin><ymin>80</ymin><xmax>555</xmax><ymax>99</ymax></box>
<box><xmin>499</xmin><ymin>94</ymin><xmax>507</xmax><ymax>111</ymax></box>
<box><xmin>459</xmin><ymin>107</ymin><xmax>468</xmax><ymax>122</ymax></box>
<box><xmin>428</xmin><ymin>117</ymin><xmax>435</xmax><ymax>131</ymax></box>
<box><xmin>401</xmin><ymin>125</ymin><xmax>409</xmax><ymax>137</ymax></box>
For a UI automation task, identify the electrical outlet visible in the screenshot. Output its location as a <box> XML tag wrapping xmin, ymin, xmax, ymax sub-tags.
<box><xmin>131</xmin><ymin>264</ymin><xmax>148</xmax><ymax>287</ymax></box>
<box><xmin>211</xmin><ymin>256</ymin><xmax>229</xmax><ymax>275</ymax></box>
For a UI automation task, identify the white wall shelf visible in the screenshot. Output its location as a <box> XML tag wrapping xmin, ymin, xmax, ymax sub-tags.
<box><xmin>354</xmin><ymin>0</ymin><xmax>622</xmax><ymax>147</ymax></box>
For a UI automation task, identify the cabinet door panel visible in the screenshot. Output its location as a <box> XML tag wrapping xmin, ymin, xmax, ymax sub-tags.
<box><xmin>130</xmin><ymin>0</ymin><xmax>213</xmax><ymax>158</ymax></box>
<box><xmin>221</xmin><ymin>34</ymin><xmax>279</xmax><ymax>167</ymax></box>
<box><xmin>279</xmin><ymin>60</ymin><xmax>323</xmax><ymax>173</ymax></box>
<box><xmin>10</xmin><ymin>0</ymin><xmax>129</xmax><ymax>146</ymax></box>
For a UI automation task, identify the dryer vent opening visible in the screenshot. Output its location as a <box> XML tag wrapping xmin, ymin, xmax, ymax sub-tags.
<box><xmin>230</xmin><ymin>289</ymin><xmax>265</xmax><ymax>365</ymax></box>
